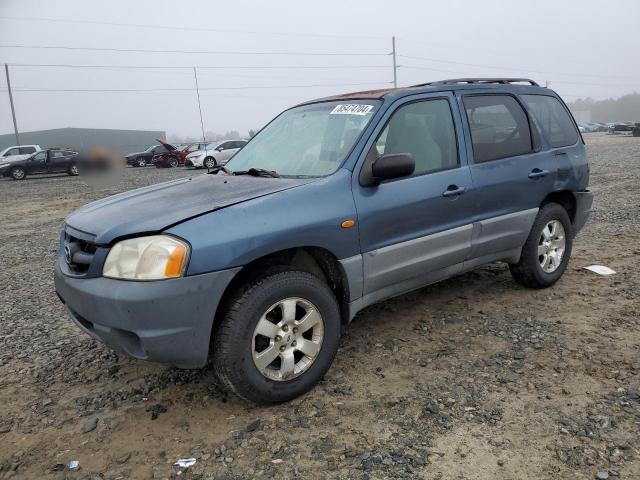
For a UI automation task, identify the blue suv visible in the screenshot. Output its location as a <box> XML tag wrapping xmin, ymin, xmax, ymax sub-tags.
<box><xmin>55</xmin><ymin>78</ymin><xmax>592</xmax><ymax>403</ymax></box>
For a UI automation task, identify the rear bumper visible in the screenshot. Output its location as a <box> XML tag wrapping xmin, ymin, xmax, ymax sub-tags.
<box><xmin>54</xmin><ymin>263</ymin><xmax>240</xmax><ymax>368</ymax></box>
<box><xmin>573</xmin><ymin>190</ymin><xmax>593</xmax><ymax>233</ymax></box>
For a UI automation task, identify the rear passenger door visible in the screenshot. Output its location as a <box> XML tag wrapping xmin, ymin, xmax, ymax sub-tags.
<box><xmin>48</xmin><ymin>151</ymin><xmax>68</xmax><ymax>172</ymax></box>
<box><xmin>353</xmin><ymin>93</ymin><xmax>476</xmax><ymax>298</ymax></box>
<box><xmin>459</xmin><ymin>92</ymin><xmax>555</xmax><ymax>259</ymax></box>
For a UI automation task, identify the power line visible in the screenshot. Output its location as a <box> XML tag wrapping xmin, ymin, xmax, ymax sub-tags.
<box><xmin>3</xmin><ymin>62</ymin><xmax>391</xmax><ymax>71</ymax></box>
<box><xmin>399</xmin><ymin>65</ymin><xmax>638</xmax><ymax>89</ymax></box>
<box><xmin>0</xmin><ymin>44</ymin><xmax>389</xmax><ymax>57</ymax></box>
<box><xmin>397</xmin><ymin>54</ymin><xmax>636</xmax><ymax>81</ymax></box>
<box><xmin>0</xmin><ymin>15</ymin><xmax>386</xmax><ymax>40</ymax></box>
<box><xmin>3</xmin><ymin>81</ymin><xmax>392</xmax><ymax>93</ymax></box>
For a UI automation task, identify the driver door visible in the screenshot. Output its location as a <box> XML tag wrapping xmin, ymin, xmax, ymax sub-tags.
<box><xmin>28</xmin><ymin>151</ymin><xmax>49</xmax><ymax>173</ymax></box>
<box><xmin>214</xmin><ymin>141</ymin><xmax>236</xmax><ymax>163</ymax></box>
<box><xmin>353</xmin><ymin>93</ymin><xmax>477</xmax><ymax>299</ymax></box>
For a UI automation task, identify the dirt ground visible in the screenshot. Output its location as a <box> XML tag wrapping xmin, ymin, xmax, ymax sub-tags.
<box><xmin>0</xmin><ymin>133</ymin><xmax>638</xmax><ymax>480</ymax></box>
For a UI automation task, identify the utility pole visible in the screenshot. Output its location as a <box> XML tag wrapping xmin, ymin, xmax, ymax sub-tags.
<box><xmin>392</xmin><ymin>36</ymin><xmax>398</xmax><ymax>88</ymax></box>
<box><xmin>4</xmin><ymin>64</ymin><xmax>20</xmax><ymax>145</ymax></box>
<box><xmin>193</xmin><ymin>67</ymin><xmax>206</xmax><ymax>143</ymax></box>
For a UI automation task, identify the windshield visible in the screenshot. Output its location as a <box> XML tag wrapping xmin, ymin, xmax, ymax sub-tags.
<box><xmin>225</xmin><ymin>100</ymin><xmax>380</xmax><ymax>177</ymax></box>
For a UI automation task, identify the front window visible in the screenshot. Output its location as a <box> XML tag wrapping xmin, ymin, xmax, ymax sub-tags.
<box><xmin>226</xmin><ymin>100</ymin><xmax>380</xmax><ymax>177</ymax></box>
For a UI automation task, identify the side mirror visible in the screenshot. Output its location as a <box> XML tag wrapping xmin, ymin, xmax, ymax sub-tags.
<box><xmin>215</xmin><ymin>146</ymin><xmax>224</xmax><ymax>152</ymax></box>
<box><xmin>371</xmin><ymin>153</ymin><xmax>415</xmax><ymax>182</ymax></box>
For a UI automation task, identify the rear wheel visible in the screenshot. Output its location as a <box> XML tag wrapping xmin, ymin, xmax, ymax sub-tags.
<box><xmin>10</xmin><ymin>167</ymin><xmax>26</xmax><ymax>180</ymax></box>
<box><xmin>510</xmin><ymin>202</ymin><xmax>573</xmax><ymax>288</ymax></box>
<box><xmin>137</xmin><ymin>157</ymin><xmax>146</xmax><ymax>167</ymax></box>
<box><xmin>204</xmin><ymin>157</ymin><xmax>217</xmax><ymax>169</ymax></box>
<box><xmin>68</xmin><ymin>164</ymin><xmax>79</xmax><ymax>176</ymax></box>
<box><xmin>213</xmin><ymin>271</ymin><xmax>341</xmax><ymax>404</ymax></box>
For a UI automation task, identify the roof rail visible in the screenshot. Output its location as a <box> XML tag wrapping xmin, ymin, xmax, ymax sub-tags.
<box><xmin>414</xmin><ymin>78</ymin><xmax>540</xmax><ymax>87</ymax></box>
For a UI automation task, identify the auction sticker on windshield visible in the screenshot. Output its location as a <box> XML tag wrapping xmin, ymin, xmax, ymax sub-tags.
<box><xmin>330</xmin><ymin>104</ymin><xmax>374</xmax><ymax>115</ymax></box>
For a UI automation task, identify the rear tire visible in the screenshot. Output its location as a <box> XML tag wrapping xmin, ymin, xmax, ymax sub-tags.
<box><xmin>213</xmin><ymin>271</ymin><xmax>341</xmax><ymax>404</ymax></box>
<box><xmin>510</xmin><ymin>202</ymin><xmax>573</xmax><ymax>288</ymax></box>
<box><xmin>10</xmin><ymin>167</ymin><xmax>26</xmax><ymax>180</ymax></box>
<box><xmin>67</xmin><ymin>164</ymin><xmax>79</xmax><ymax>176</ymax></box>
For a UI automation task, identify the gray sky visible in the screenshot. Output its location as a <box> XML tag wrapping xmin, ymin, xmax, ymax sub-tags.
<box><xmin>0</xmin><ymin>0</ymin><xmax>638</xmax><ymax>138</ymax></box>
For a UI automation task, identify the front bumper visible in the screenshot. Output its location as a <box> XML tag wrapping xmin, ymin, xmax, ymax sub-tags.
<box><xmin>573</xmin><ymin>190</ymin><xmax>593</xmax><ymax>233</ymax></box>
<box><xmin>186</xmin><ymin>156</ymin><xmax>203</xmax><ymax>167</ymax></box>
<box><xmin>54</xmin><ymin>263</ymin><xmax>240</xmax><ymax>368</ymax></box>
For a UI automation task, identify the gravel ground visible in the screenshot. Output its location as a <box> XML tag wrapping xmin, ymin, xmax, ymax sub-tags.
<box><xmin>0</xmin><ymin>133</ymin><xmax>639</xmax><ymax>480</ymax></box>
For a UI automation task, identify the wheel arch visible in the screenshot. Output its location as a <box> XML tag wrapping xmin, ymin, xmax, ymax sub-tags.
<box><xmin>212</xmin><ymin>246</ymin><xmax>351</xmax><ymax>340</ymax></box>
<box><xmin>541</xmin><ymin>190</ymin><xmax>576</xmax><ymax>224</ymax></box>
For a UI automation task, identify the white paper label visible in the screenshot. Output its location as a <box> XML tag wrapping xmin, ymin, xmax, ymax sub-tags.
<box><xmin>330</xmin><ymin>104</ymin><xmax>374</xmax><ymax>115</ymax></box>
<box><xmin>584</xmin><ymin>265</ymin><xmax>616</xmax><ymax>275</ymax></box>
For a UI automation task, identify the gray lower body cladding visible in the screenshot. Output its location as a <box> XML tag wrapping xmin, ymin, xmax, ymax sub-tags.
<box><xmin>55</xmin><ymin>263</ymin><xmax>240</xmax><ymax>368</ymax></box>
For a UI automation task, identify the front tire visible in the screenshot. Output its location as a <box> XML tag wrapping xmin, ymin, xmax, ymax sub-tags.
<box><xmin>10</xmin><ymin>167</ymin><xmax>26</xmax><ymax>180</ymax></box>
<box><xmin>137</xmin><ymin>157</ymin><xmax>146</xmax><ymax>167</ymax></box>
<box><xmin>68</xmin><ymin>164</ymin><xmax>79</xmax><ymax>176</ymax></box>
<box><xmin>169</xmin><ymin>157</ymin><xmax>179</xmax><ymax>168</ymax></box>
<box><xmin>204</xmin><ymin>157</ymin><xmax>217</xmax><ymax>169</ymax></box>
<box><xmin>510</xmin><ymin>202</ymin><xmax>573</xmax><ymax>288</ymax></box>
<box><xmin>213</xmin><ymin>271</ymin><xmax>341</xmax><ymax>404</ymax></box>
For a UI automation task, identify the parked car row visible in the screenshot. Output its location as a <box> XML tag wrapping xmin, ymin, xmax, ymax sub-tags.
<box><xmin>577</xmin><ymin>121</ymin><xmax>639</xmax><ymax>135</ymax></box>
<box><xmin>0</xmin><ymin>148</ymin><xmax>79</xmax><ymax>180</ymax></box>
<box><xmin>124</xmin><ymin>139</ymin><xmax>248</xmax><ymax>169</ymax></box>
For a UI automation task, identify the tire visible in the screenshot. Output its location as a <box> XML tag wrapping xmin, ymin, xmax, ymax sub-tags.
<box><xmin>204</xmin><ymin>157</ymin><xmax>217</xmax><ymax>169</ymax></box>
<box><xmin>509</xmin><ymin>202</ymin><xmax>573</xmax><ymax>288</ymax></box>
<box><xmin>169</xmin><ymin>157</ymin><xmax>179</xmax><ymax>168</ymax></box>
<box><xmin>213</xmin><ymin>270</ymin><xmax>341</xmax><ymax>404</ymax></box>
<box><xmin>137</xmin><ymin>157</ymin><xmax>146</xmax><ymax>167</ymax></box>
<box><xmin>68</xmin><ymin>164</ymin><xmax>79</xmax><ymax>176</ymax></box>
<box><xmin>10</xmin><ymin>167</ymin><xmax>26</xmax><ymax>180</ymax></box>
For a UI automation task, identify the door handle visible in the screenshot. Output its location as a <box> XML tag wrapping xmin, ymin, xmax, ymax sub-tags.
<box><xmin>528</xmin><ymin>168</ymin><xmax>549</xmax><ymax>179</ymax></box>
<box><xmin>553</xmin><ymin>151</ymin><xmax>568</xmax><ymax>156</ymax></box>
<box><xmin>442</xmin><ymin>185</ymin><xmax>466</xmax><ymax>197</ymax></box>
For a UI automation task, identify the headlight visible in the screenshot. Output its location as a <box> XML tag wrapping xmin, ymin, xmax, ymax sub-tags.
<box><xmin>103</xmin><ymin>235</ymin><xmax>190</xmax><ymax>280</ymax></box>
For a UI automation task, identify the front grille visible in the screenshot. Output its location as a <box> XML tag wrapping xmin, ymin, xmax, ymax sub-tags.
<box><xmin>63</xmin><ymin>232</ymin><xmax>97</xmax><ymax>274</ymax></box>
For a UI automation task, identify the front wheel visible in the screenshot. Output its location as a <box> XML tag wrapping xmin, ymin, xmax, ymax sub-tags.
<box><xmin>137</xmin><ymin>157</ymin><xmax>146</xmax><ymax>167</ymax></box>
<box><xmin>203</xmin><ymin>157</ymin><xmax>217</xmax><ymax>169</ymax></box>
<box><xmin>510</xmin><ymin>202</ymin><xmax>573</xmax><ymax>288</ymax></box>
<box><xmin>169</xmin><ymin>157</ymin><xmax>179</xmax><ymax>168</ymax></box>
<box><xmin>10</xmin><ymin>167</ymin><xmax>26</xmax><ymax>180</ymax></box>
<box><xmin>213</xmin><ymin>271</ymin><xmax>341</xmax><ymax>404</ymax></box>
<box><xmin>68</xmin><ymin>164</ymin><xmax>79</xmax><ymax>176</ymax></box>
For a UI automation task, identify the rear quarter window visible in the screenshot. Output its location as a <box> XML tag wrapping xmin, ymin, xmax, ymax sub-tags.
<box><xmin>463</xmin><ymin>95</ymin><xmax>533</xmax><ymax>163</ymax></box>
<box><xmin>520</xmin><ymin>94</ymin><xmax>579</xmax><ymax>148</ymax></box>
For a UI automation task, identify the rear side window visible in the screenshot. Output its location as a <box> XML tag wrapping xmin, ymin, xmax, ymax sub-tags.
<box><xmin>521</xmin><ymin>95</ymin><xmax>578</xmax><ymax>148</ymax></box>
<box><xmin>4</xmin><ymin>148</ymin><xmax>20</xmax><ymax>156</ymax></box>
<box><xmin>19</xmin><ymin>147</ymin><xmax>36</xmax><ymax>154</ymax></box>
<box><xmin>463</xmin><ymin>95</ymin><xmax>533</xmax><ymax>163</ymax></box>
<box><xmin>375</xmin><ymin>98</ymin><xmax>459</xmax><ymax>176</ymax></box>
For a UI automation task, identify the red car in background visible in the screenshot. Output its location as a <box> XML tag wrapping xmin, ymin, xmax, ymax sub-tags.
<box><xmin>151</xmin><ymin>141</ymin><xmax>203</xmax><ymax>168</ymax></box>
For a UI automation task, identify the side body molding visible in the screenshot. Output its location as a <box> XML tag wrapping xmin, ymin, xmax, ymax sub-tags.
<box><xmin>342</xmin><ymin>208</ymin><xmax>539</xmax><ymax>321</ymax></box>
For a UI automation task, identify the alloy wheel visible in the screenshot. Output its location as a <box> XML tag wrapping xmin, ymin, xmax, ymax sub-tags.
<box><xmin>538</xmin><ymin>220</ymin><xmax>566</xmax><ymax>273</ymax></box>
<box><xmin>252</xmin><ymin>297</ymin><xmax>324</xmax><ymax>381</ymax></box>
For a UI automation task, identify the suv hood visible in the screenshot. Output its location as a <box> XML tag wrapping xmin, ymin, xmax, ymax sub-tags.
<box><xmin>65</xmin><ymin>174</ymin><xmax>314</xmax><ymax>244</ymax></box>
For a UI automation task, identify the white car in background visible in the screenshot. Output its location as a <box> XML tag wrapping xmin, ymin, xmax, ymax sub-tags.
<box><xmin>185</xmin><ymin>139</ymin><xmax>248</xmax><ymax>169</ymax></box>
<box><xmin>0</xmin><ymin>145</ymin><xmax>42</xmax><ymax>163</ymax></box>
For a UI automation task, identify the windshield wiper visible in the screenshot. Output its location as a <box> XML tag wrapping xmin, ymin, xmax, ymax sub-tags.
<box><xmin>207</xmin><ymin>165</ymin><xmax>233</xmax><ymax>175</ymax></box>
<box><xmin>232</xmin><ymin>167</ymin><xmax>280</xmax><ymax>178</ymax></box>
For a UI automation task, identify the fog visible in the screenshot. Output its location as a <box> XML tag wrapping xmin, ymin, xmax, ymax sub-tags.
<box><xmin>0</xmin><ymin>0</ymin><xmax>638</xmax><ymax>138</ymax></box>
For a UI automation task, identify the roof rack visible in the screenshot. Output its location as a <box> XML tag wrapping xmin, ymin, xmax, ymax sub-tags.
<box><xmin>414</xmin><ymin>78</ymin><xmax>540</xmax><ymax>87</ymax></box>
